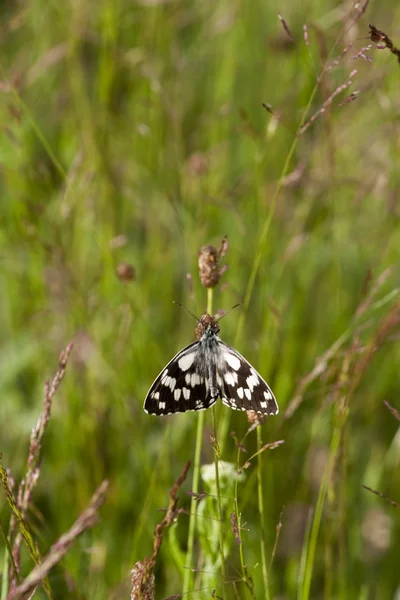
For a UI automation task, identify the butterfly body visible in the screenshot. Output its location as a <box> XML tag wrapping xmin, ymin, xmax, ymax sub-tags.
<box><xmin>144</xmin><ymin>314</ymin><xmax>278</xmax><ymax>416</ymax></box>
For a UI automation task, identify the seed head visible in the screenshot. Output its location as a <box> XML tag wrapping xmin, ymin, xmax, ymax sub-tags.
<box><xmin>198</xmin><ymin>245</ymin><xmax>220</xmax><ymax>288</ymax></box>
<box><xmin>116</xmin><ymin>263</ymin><xmax>136</xmax><ymax>282</ymax></box>
<box><xmin>247</xmin><ymin>410</ymin><xmax>266</xmax><ymax>427</ymax></box>
<box><xmin>198</xmin><ymin>236</ymin><xmax>228</xmax><ymax>288</ymax></box>
<box><xmin>130</xmin><ymin>560</ymin><xmax>155</xmax><ymax>600</ymax></box>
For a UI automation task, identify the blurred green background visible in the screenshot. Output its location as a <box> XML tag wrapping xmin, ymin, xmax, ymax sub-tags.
<box><xmin>1</xmin><ymin>0</ymin><xmax>400</xmax><ymax>598</ymax></box>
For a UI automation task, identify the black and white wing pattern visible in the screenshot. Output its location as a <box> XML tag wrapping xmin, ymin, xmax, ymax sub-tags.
<box><xmin>144</xmin><ymin>341</ymin><xmax>218</xmax><ymax>415</ymax></box>
<box><xmin>144</xmin><ymin>313</ymin><xmax>278</xmax><ymax>417</ymax></box>
<box><xmin>216</xmin><ymin>341</ymin><xmax>278</xmax><ymax>415</ymax></box>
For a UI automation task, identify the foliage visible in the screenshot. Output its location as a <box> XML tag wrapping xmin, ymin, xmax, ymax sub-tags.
<box><xmin>1</xmin><ymin>1</ymin><xmax>400</xmax><ymax>598</ymax></box>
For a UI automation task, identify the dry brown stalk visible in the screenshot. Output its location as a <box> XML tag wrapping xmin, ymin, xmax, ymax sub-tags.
<box><xmin>362</xmin><ymin>485</ymin><xmax>400</xmax><ymax>510</ymax></box>
<box><xmin>369</xmin><ymin>24</ymin><xmax>400</xmax><ymax>64</ymax></box>
<box><xmin>7</xmin><ymin>343</ymin><xmax>73</xmax><ymax>591</ymax></box>
<box><xmin>384</xmin><ymin>400</ymin><xmax>400</xmax><ymax>422</ymax></box>
<box><xmin>7</xmin><ymin>480</ymin><xmax>109</xmax><ymax>600</ymax></box>
<box><xmin>285</xmin><ymin>268</ymin><xmax>395</xmax><ymax>418</ymax></box>
<box><xmin>131</xmin><ymin>461</ymin><xmax>191</xmax><ymax>600</ymax></box>
<box><xmin>277</xmin><ymin>13</ymin><xmax>295</xmax><ymax>43</ymax></box>
<box><xmin>299</xmin><ymin>70</ymin><xmax>358</xmax><ymax>135</ymax></box>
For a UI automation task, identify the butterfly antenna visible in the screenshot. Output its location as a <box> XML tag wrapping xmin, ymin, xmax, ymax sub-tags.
<box><xmin>173</xmin><ymin>301</ymin><xmax>199</xmax><ymax>321</ymax></box>
<box><xmin>216</xmin><ymin>303</ymin><xmax>241</xmax><ymax>323</ymax></box>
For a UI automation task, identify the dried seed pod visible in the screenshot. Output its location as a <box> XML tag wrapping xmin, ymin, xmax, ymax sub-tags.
<box><xmin>198</xmin><ymin>236</ymin><xmax>228</xmax><ymax>288</ymax></box>
<box><xmin>247</xmin><ymin>410</ymin><xmax>266</xmax><ymax>427</ymax></box>
<box><xmin>198</xmin><ymin>244</ymin><xmax>220</xmax><ymax>288</ymax></box>
<box><xmin>116</xmin><ymin>263</ymin><xmax>136</xmax><ymax>282</ymax></box>
<box><xmin>230</xmin><ymin>512</ymin><xmax>241</xmax><ymax>545</ymax></box>
<box><xmin>130</xmin><ymin>560</ymin><xmax>155</xmax><ymax>600</ymax></box>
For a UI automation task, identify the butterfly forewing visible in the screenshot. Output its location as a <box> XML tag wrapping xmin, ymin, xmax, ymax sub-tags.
<box><xmin>217</xmin><ymin>343</ymin><xmax>278</xmax><ymax>414</ymax></box>
<box><xmin>144</xmin><ymin>341</ymin><xmax>218</xmax><ymax>415</ymax></box>
<box><xmin>143</xmin><ymin>313</ymin><xmax>278</xmax><ymax>417</ymax></box>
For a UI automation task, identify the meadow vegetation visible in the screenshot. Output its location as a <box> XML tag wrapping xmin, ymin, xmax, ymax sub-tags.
<box><xmin>1</xmin><ymin>1</ymin><xmax>400</xmax><ymax>598</ymax></box>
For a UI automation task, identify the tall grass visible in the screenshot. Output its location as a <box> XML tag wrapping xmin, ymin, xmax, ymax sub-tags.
<box><xmin>1</xmin><ymin>1</ymin><xmax>400</xmax><ymax>598</ymax></box>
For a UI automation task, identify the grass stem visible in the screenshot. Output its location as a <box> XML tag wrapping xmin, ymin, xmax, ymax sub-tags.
<box><xmin>257</xmin><ymin>425</ymin><xmax>271</xmax><ymax>600</ymax></box>
<box><xmin>183</xmin><ymin>287</ymin><xmax>215</xmax><ymax>594</ymax></box>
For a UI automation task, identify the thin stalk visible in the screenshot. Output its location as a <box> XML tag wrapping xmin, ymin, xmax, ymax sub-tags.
<box><xmin>0</xmin><ymin>64</ymin><xmax>66</xmax><ymax>181</ymax></box>
<box><xmin>207</xmin><ymin>288</ymin><xmax>213</xmax><ymax>316</ymax></box>
<box><xmin>212</xmin><ymin>408</ymin><xmax>227</xmax><ymax>586</ymax></box>
<box><xmin>208</xmin><ymin>288</ymin><xmax>226</xmax><ymax>582</ymax></box>
<box><xmin>182</xmin><ymin>287</ymin><xmax>214</xmax><ymax>594</ymax></box>
<box><xmin>257</xmin><ymin>426</ymin><xmax>270</xmax><ymax>600</ymax></box>
<box><xmin>298</xmin><ymin>423</ymin><xmax>342</xmax><ymax>600</ymax></box>
<box><xmin>182</xmin><ymin>409</ymin><xmax>205</xmax><ymax>594</ymax></box>
<box><xmin>234</xmin><ymin>430</ymin><xmax>256</xmax><ymax>599</ymax></box>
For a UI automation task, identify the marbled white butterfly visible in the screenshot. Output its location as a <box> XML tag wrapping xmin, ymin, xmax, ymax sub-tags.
<box><xmin>144</xmin><ymin>313</ymin><xmax>278</xmax><ymax>416</ymax></box>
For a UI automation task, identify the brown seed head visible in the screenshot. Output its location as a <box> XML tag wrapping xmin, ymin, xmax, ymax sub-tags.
<box><xmin>116</xmin><ymin>263</ymin><xmax>136</xmax><ymax>282</ymax></box>
<box><xmin>369</xmin><ymin>24</ymin><xmax>385</xmax><ymax>44</ymax></box>
<box><xmin>130</xmin><ymin>560</ymin><xmax>155</xmax><ymax>600</ymax></box>
<box><xmin>198</xmin><ymin>236</ymin><xmax>228</xmax><ymax>287</ymax></box>
<box><xmin>198</xmin><ymin>245</ymin><xmax>220</xmax><ymax>288</ymax></box>
<box><xmin>247</xmin><ymin>410</ymin><xmax>266</xmax><ymax>427</ymax></box>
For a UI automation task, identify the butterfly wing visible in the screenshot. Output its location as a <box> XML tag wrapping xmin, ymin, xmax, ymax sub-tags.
<box><xmin>144</xmin><ymin>341</ymin><xmax>218</xmax><ymax>415</ymax></box>
<box><xmin>217</xmin><ymin>342</ymin><xmax>278</xmax><ymax>415</ymax></box>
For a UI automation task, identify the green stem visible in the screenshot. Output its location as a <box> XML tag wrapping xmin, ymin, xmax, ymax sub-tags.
<box><xmin>0</xmin><ymin>64</ymin><xmax>66</xmax><ymax>181</ymax></box>
<box><xmin>208</xmin><ymin>289</ymin><xmax>226</xmax><ymax>582</ymax></box>
<box><xmin>234</xmin><ymin>433</ymin><xmax>255</xmax><ymax>598</ymax></box>
<box><xmin>298</xmin><ymin>423</ymin><xmax>342</xmax><ymax>600</ymax></box>
<box><xmin>183</xmin><ymin>410</ymin><xmax>205</xmax><ymax>594</ymax></box>
<box><xmin>207</xmin><ymin>288</ymin><xmax>213</xmax><ymax>316</ymax></box>
<box><xmin>257</xmin><ymin>426</ymin><xmax>270</xmax><ymax>600</ymax></box>
<box><xmin>212</xmin><ymin>407</ymin><xmax>226</xmax><ymax>586</ymax></box>
<box><xmin>182</xmin><ymin>287</ymin><xmax>214</xmax><ymax>595</ymax></box>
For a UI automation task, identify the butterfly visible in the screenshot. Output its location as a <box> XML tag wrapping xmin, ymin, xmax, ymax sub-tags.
<box><xmin>144</xmin><ymin>313</ymin><xmax>278</xmax><ymax>416</ymax></box>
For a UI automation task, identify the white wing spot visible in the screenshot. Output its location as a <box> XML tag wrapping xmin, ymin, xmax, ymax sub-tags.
<box><xmin>174</xmin><ymin>389</ymin><xmax>181</xmax><ymax>401</ymax></box>
<box><xmin>237</xmin><ymin>387</ymin><xmax>244</xmax><ymax>399</ymax></box>
<box><xmin>185</xmin><ymin>373</ymin><xmax>191</xmax><ymax>384</ymax></box>
<box><xmin>244</xmin><ymin>388</ymin><xmax>251</xmax><ymax>400</ymax></box>
<box><xmin>164</xmin><ymin>377</ymin><xmax>176</xmax><ymax>391</ymax></box>
<box><xmin>224</xmin><ymin>353</ymin><xmax>241</xmax><ymax>371</ymax></box>
<box><xmin>178</xmin><ymin>353</ymin><xmax>196</xmax><ymax>371</ymax></box>
<box><xmin>195</xmin><ymin>400</ymin><xmax>204</xmax><ymax>408</ymax></box>
<box><xmin>217</xmin><ymin>374</ymin><xmax>223</xmax><ymax>387</ymax></box>
<box><xmin>246</xmin><ymin>373</ymin><xmax>259</xmax><ymax>392</ymax></box>
<box><xmin>260</xmin><ymin>401</ymin><xmax>268</xmax><ymax>409</ymax></box>
<box><xmin>183</xmin><ymin>387</ymin><xmax>190</xmax><ymax>400</ymax></box>
<box><xmin>191</xmin><ymin>373</ymin><xmax>201</xmax><ymax>386</ymax></box>
<box><xmin>225</xmin><ymin>372</ymin><xmax>237</xmax><ymax>386</ymax></box>
<box><xmin>159</xmin><ymin>401</ymin><xmax>166</xmax><ymax>409</ymax></box>
<box><xmin>153</xmin><ymin>391</ymin><xmax>160</xmax><ymax>400</ymax></box>
<box><xmin>264</xmin><ymin>390</ymin><xmax>272</xmax><ymax>400</ymax></box>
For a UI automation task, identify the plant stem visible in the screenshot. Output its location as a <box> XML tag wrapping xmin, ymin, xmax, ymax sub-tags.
<box><xmin>298</xmin><ymin>423</ymin><xmax>342</xmax><ymax>600</ymax></box>
<box><xmin>257</xmin><ymin>425</ymin><xmax>270</xmax><ymax>600</ymax></box>
<box><xmin>234</xmin><ymin>431</ymin><xmax>256</xmax><ymax>598</ymax></box>
<box><xmin>182</xmin><ymin>410</ymin><xmax>205</xmax><ymax>594</ymax></box>
<box><xmin>182</xmin><ymin>287</ymin><xmax>214</xmax><ymax>594</ymax></box>
<box><xmin>212</xmin><ymin>407</ymin><xmax>226</xmax><ymax>586</ymax></box>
